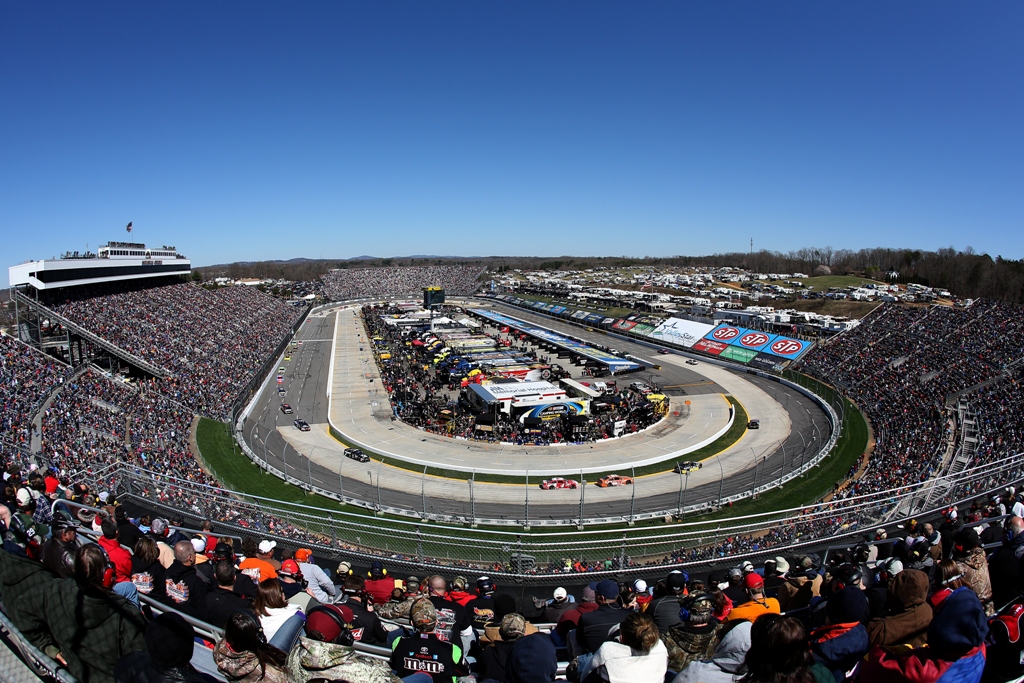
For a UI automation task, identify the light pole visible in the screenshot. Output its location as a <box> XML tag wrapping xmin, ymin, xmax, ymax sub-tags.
<box><xmin>338</xmin><ymin>457</ymin><xmax>344</xmax><ymax>501</ymax></box>
<box><xmin>306</xmin><ymin>446</ymin><xmax>317</xmax><ymax>489</ymax></box>
<box><xmin>629</xmin><ymin>466</ymin><xmax>636</xmax><ymax>524</ymax></box>
<box><xmin>682</xmin><ymin>470</ymin><xmax>690</xmax><ymax>515</ymax></box>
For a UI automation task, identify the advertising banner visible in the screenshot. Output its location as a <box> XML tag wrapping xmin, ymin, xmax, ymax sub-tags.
<box><xmin>612</xmin><ymin>319</ymin><xmax>637</xmax><ymax>331</ymax></box>
<box><xmin>704</xmin><ymin>325</ymin><xmax>749</xmax><ymax>343</ymax></box>
<box><xmin>720</xmin><ymin>346</ymin><xmax>758</xmax><ymax>364</ymax></box>
<box><xmin>763</xmin><ymin>337</ymin><xmax>812</xmax><ymax>360</ymax></box>
<box><xmin>571</xmin><ymin>310</ymin><xmax>589</xmax><ymax>320</ymax></box>
<box><xmin>550</xmin><ymin>306</ymin><xmax>566</xmax><ymax>314</ymax></box>
<box><xmin>693</xmin><ymin>338</ymin><xmax>729</xmax><ymax>355</ymax></box>
<box><xmin>649</xmin><ymin>318</ymin><xmax>717</xmax><ymax>348</ymax></box>
<box><xmin>585</xmin><ymin>313</ymin><xmax>604</xmax><ymax>323</ymax></box>
<box><xmin>748</xmin><ymin>353</ymin><xmax>789</xmax><ymax>372</ymax></box>
<box><xmin>728</xmin><ymin>331</ymin><xmax>779</xmax><ymax>352</ymax></box>
<box><xmin>632</xmin><ymin>324</ymin><xmax>656</xmax><ymax>336</ymax></box>
<box><xmin>602</xmin><ymin>317</ymin><xmax>617</xmax><ymax>325</ymax></box>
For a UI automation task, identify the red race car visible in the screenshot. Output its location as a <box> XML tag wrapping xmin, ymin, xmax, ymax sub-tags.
<box><xmin>540</xmin><ymin>477</ymin><xmax>579</xmax><ymax>490</ymax></box>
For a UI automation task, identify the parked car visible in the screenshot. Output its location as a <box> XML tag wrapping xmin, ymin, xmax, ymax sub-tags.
<box><xmin>344</xmin><ymin>447</ymin><xmax>370</xmax><ymax>462</ymax></box>
<box><xmin>293</xmin><ymin>419</ymin><xmax>311</xmax><ymax>431</ymax></box>
<box><xmin>597</xmin><ymin>474</ymin><xmax>633</xmax><ymax>487</ymax></box>
<box><xmin>540</xmin><ymin>477</ymin><xmax>579</xmax><ymax>490</ymax></box>
<box><xmin>748</xmin><ymin>419</ymin><xmax>760</xmax><ymax>430</ymax></box>
<box><xmin>280</xmin><ymin>403</ymin><xmax>293</xmax><ymax>414</ymax></box>
<box><xmin>674</xmin><ymin>461</ymin><xmax>702</xmax><ymax>473</ymax></box>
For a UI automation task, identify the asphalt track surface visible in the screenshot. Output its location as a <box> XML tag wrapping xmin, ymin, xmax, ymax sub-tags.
<box><xmin>241</xmin><ymin>302</ymin><xmax>832</xmax><ymax>523</ymax></box>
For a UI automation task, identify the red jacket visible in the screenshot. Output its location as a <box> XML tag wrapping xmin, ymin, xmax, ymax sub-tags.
<box><xmin>98</xmin><ymin>535</ymin><xmax>132</xmax><ymax>583</ymax></box>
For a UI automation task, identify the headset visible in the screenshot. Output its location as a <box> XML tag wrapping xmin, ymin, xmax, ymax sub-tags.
<box><xmin>832</xmin><ymin>564</ymin><xmax>862</xmax><ymax>593</ymax></box>
<box><xmin>306</xmin><ymin>605</ymin><xmax>355</xmax><ymax>646</ymax></box>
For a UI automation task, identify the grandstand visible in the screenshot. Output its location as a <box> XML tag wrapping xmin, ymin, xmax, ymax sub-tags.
<box><xmin>5</xmin><ymin>247</ymin><xmax>1024</xmax><ymax>682</ymax></box>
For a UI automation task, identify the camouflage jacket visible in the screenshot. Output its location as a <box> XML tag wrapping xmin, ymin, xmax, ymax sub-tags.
<box><xmin>663</xmin><ymin>622</ymin><xmax>722</xmax><ymax>673</ymax></box>
<box><xmin>286</xmin><ymin>636</ymin><xmax>402</xmax><ymax>683</ymax></box>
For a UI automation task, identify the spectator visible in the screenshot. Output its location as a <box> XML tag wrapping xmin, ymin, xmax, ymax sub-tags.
<box><xmin>293</xmin><ymin>548</ymin><xmax>336</xmax><ymax>605</ymax></box>
<box><xmin>338</xmin><ymin>575</ymin><xmax>389</xmax><ymax>646</ymax></box>
<box><xmin>952</xmin><ymin>528</ymin><xmax>994</xmax><ymax>616</ymax></box>
<box><xmin>114</xmin><ymin>612</ymin><xmax>213</xmax><ymax>683</ymax></box>
<box><xmin>115</xmin><ymin>507</ymin><xmax>145</xmax><ymax>552</ymax></box>
<box><xmin>286</xmin><ymin>604</ymin><xmax>401</xmax><ymax>683</ymax></box>
<box><xmin>365</xmin><ymin>560</ymin><xmax>402</xmax><ymax>605</ymax></box>
<box><xmin>464</xmin><ymin>575</ymin><xmax>498</xmax><ymax>629</ymax></box>
<box><xmin>163</xmin><ymin>540</ymin><xmax>208</xmax><ymax>619</ymax></box>
<box><xmin>99</xmin><ymin>517</ymin><xmax>132</xmax><ymax>584</ymax></box>
<box><xmin>130</xmin><ymin>536</ymin><xmax>167</xmax><ymax>603</ymax></box>
<box><xmin>482</xmin><ymin>594</ymin><xmax>536</xmax><ymax>646</ymax></box>
<box><xmin>44</xmin><ymin>545</ymin><xmax>147</xmax><ymax>683</ymax></box>
<box><xmin>40</xmin><ymin>511</ymin><xmax>78</xmax><ymax>578</ymax></box>
<box><xmin>988</xmin><ymin>515</ymin><xmax>1024</xmax><ymax>609</ymax></box>
<box><xmin>647</xmin><ymin>571</ymin><xmax>689</xmax><ymax>633</ymax></box>
<box><xmin>278</xmin><ymin>559</ymin><xmax>317</xmax><ymax>611</ymax></box>
<box><xmin>206</xmin><ymin>560</ymin><xmax>253</xmax><ymax>629</ymax></box>
<box><xmin>389</xmin><ymin>598</ymin><xmax>470</xmax><ymax>682</ymax></box>
<box><xmin>663</xmin><ymin>592</ymin><xmax>722</xmax><ymax>674</ymax></box>
<box><xmin>808</xmin><ymin>587</ymin><xmax>870</xmax><ymax>682</ymax></box>
<box><xmin>213</xmin><ymin>612</ymin><xmax>290</xmax><ymax>683</ymax></box>
<box><xmin>579</xmin><ymin>611</ymin><xmax>668</xmax><ymax>683</ymax></box>
<box><xmin>148</xmin><ymin>519</ymin><xmax>176</xmax><ymax>569</ymax></box>
<box><xmin>777</xmin><ymin>556</ymin><xmax>822</xmax><ymax>612</ymax></box>
<box><xmin>253</xmin><ymin>578</ymin><xmax>303</xmax><ymax>642</ymax></box>
<box><xmin>575</xmin><ymin>580</ymin><xmax>630</xmax><ymax>656</ymax></box>
<box><xmin>672</xmin><ymin>620</ymin><xmax>752</xmax><ymax>683</ymax></box>
<box><xmin>448</xmin><ymin>575</ymin><xmax>473</xmax><ymax>606</ymax></box>
<box><xmin>424</xmin><ymin>575</ymin><xmax>474</xmax><ymax>649</ymax></box>
<box><xmin>506</xmin><ymin>632</ymin><xmax>558</xmax><ymax>683</ymax></box>
<box><xmin>866</xmin><ymin>568</ymin><xmax>932</xmax><ymax>650</ymax></box>
<box><xmin>536</xmin><ymin>587</ymin><xmax>574</xmax><ymax>623</ymax></box>
<box><xmin>739</xmin><ymin>615</ymin><xmax>832</xmax><ymax>683</ymax></box>
<box><xmin>478</xmin><ymin>612</ymin><xmax>531</xmax><ymax>683</ymax></box>
<box><xmin>239</xmin><ymin>538</ymin><xmax>278</xmax><ymax>584</ymax></box>
<box><xmin>726</xmin><ymin>574</ymin><xmax>780</xmax><ymax>623</ymax></box>
<box><xmin>861</xmin><ymin>587</ymin><xmax>988</xmax><ymax>682</ymax></box>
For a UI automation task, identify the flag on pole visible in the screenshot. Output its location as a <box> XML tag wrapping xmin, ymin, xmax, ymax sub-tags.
<box><xmin>126</xmin><ymin>222</ymin><xmax>133</xmax><ymax>233</ymax></box>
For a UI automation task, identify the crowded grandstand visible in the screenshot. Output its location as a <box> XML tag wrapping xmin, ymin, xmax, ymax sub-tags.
<box><xmin>4</xmin><ymin>248</ymin><xmax>1024</xmax><ymax>682</ymax></box>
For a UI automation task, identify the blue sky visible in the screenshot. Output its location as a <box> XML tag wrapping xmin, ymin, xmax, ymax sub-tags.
<box><xmin>2</xmin><ymin>2</ymin><xmax>1021</xmax><ymax>267</ymax></box>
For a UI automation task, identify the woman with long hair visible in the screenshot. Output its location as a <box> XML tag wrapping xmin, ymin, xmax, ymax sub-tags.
<box><xmin>130</xmin><ymin>535</ymin><xmax>166</xmax><ymax>601</ymax></box>
<box><xmin>740</xmin><ymin>615</ymin><xmax>830</xmax><ymax>683</ymax></box>
<box><xmin>581</xmin><ymin>611</ymin><xmax>668</xmax><ymax>682</ymax></box>
<box><xmin>252</xmin><ymin>578</ymin><xmax>303</xmax><ymax>642</ymax></box>
<box><xmin>213</xmin><ymin>612</ymin><xmax>290</xmax><ymax>683</ymax></box>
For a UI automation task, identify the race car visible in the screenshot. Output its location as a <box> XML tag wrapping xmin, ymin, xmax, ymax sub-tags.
<box><xmin>280</xmin><ymin>403</ymin><xmax>293</xmax><ymax>414</ymax></box>
<box><xmin>658</xmin><ymin>348</ymin><xmax>671</xmax><ymax>354</ymax></box>
<box><xmin>686</xmin><ymin>359</ymin><xmax>698</xmax><ymax>365</ymax></box>
<box><xmin>293</xmin><ymin>419</ymin><xmax>311</xmax><ymax>432</ymax></box>
<box><xmin>277</xmin><ymin>387</ymin><xmax>286</xmax><ymax>396</ymax></box>
<box><xmin>597</xmin><ymin>474</ymin><xmax>633</xmax><ymax>487</ymax></box>
<box><xmin>674</xmin><ymin>461</ymin><xmax>702</xmax><ymax>473</ymax></box>
<box><xmin>540</xmin><ymin>477</ymin><xmax>579</xmax><ymax>490</ymax></box>
<box><xmin>748</xmin><ymin>419</ymin><xmax>760</xmax><ymax>430</ymax></box>
<box><xmin>284</xmin><ymin>355</ymin><xmax>292</xmax><ymax>361</ymax></box>
<box><xmin>344</xmin><ymin>447</ymin><xmax>370</xmax><ymax>463</ymax></box>
<box><xmin>278</xmin><ymin>367</ymin><xmax>286</xmax><ymax>374</ymax></box>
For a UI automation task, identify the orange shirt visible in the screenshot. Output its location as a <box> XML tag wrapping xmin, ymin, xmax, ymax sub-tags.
<box><xmin>238</xmin><ymin>557</ymin><xmax>278</xmax><ymax>583</ymax></box>
<box><xmin>726</xmin><ymin>597</ymin><xmax>781</xmax><ymax>623</ymax></box>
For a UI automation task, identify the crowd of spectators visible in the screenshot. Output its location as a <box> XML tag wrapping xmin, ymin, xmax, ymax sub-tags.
<box><xmin>363</xmin><ymin>304</ymin><xmax>664</xmax><ymax>446</ymax></box>
<box><xmin>321</xmin><ymin>265</ymin><xmax>486</xmax><ymax>301</ymax></box>
<box><xmin>0</xmin><ymin>334</ymin><xmax>73</xmax><ymax>453</ymax></box>
<box><xmin>50</xmin><ymin>282</ymin><xmax>304</xmax><ymax>419</ymax></box>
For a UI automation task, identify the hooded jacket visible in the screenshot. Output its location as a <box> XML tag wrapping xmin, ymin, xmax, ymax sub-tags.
<box><xmin>672</xmin><ymin>620</ymin><xmax>752</xmax><ymax>683</ymax></box>
<box><xmin>163</xmin><ymin>560</ymin><xmax>208</xmax><ymax>619</ymax></box>
<box><xmin>43</xmin><ymin>578</ymin><xmax>147</xmax><ymax>683</ymax></box>
<box><xmin>478</xmin><ymin>638</ymin><xmax>517</xmax><ymax>682</ymax></box>
<box><xmin>810</xmin><ymin>622</ymin><xmax>869</xmax><ymax>682</ymax></box>
<box><xmin>285</xmin><ymin>635</ymin><xmax>401</xmax><ymax>683</ymax></box>
<box><xmin>507</xmin><ymin>632</ymin><xmax>558</xmax><ymax>683</ymax></box>
<box><xmin>97</xmin><ymin>535</ymin><xmax>132</xmax><ymax>583</ymax></box>
<box><xmin>867</xmin><ymin>570</ymin><xmax>933</xmax><ymax>650</ymax></box>
<box><xmin>860</xmin><ymin>587</ymin><xmax>988</xmax><ymax>683</ymax></box>
<box><xmin>212</xmin><ymin>640</ymin><xmax>290</xmax><ymax>683</ymax></box>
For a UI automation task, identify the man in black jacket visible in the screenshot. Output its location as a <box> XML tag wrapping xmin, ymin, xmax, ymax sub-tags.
<box><xmin>575</xmin><ymin>580</ymin><xmax>628</xmax><ymax>655</ymax></box>
<box><xmin>647</xmin><ymin>570</ymin><xmax>688</xmax><ymax>634</ymax></box>
<box><xmin>163</xmin><ymin>541</ymin><xmax>208</xmax><ymax>619</ymax></box>
<box><xmin>990</xmin><ymin>516</ymin><xmax>1024</xmax><ymax>609</ymax></box>
<box><xmin>115</xmin><ymin>507</ymin><xmax>145</xmax><ymax>553</ymax></box>
<box><xmin>204</xmin><ymin>561</ymin><xmax>252</xmax><ymax>629</ymax></box>
<box><xmin>40</xmin><ymin>512</ymin><xmax>78</xmax><ymax>578</ymax></box>
<box><xmin>113</xmin><ymin>612</ymin><xmax>212</xmax><ymax>683</ymax></box>
<box><xmin>340</xmin><ymin>575</ymin><xmax>389</xmax><ymax>645</ymax></box>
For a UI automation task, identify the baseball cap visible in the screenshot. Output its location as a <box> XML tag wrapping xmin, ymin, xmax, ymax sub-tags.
<box><xmin>687</xmin><ymin>592</ymin><xmax>714</xmax><ymax>615</ymax></box>
<box><xmin>280</xmin><ymin>559</ymin><xmax>302</xmax><ymax>577</ymax></box>
<box><xmin>499</xmin><ymin>613</ymin><xmax>528</xmax><ymax>640</ymax></box>
<box><xmin>15</xmin><ymin>488</ymin><xmax>32</xmax><ymax>508</ymax></box>
<box><xmin>151</xmin><ymin>518</ymin><xmax>168</xmax><ymax>535</ymax></box>
<box><xmin>452</xmin><ymin>576</ymin><xmax>468</xmax><ymax>591</ymax></box>
<box><xmin>667</xmin><ymin>571</ymin><xmax>688</xmax><ymax>592</ymax></box>
<box><xmin>553</xmin><ymin>587</ymin><xmax>568</xmax><ymax>601</ymax></box>
<box><xmin>741</xmin><ymin>561</ymin><xmax>754</xmax><ymax>573</ymax></box>
<box><xmin>728</xmin><ymin>567</ymin><xmax>744</xmax><ymax>580</ymax></box>
<box><xmin>633</xmin><ymin>579</ymin><xmax>648</xmax><ymax>595</ymax></box>
<box><xmin>595</xmin><ymin>579</ymin><xmax>619</xmax><ymax>600</ymax></box>
<box><xmin>406</xmin><ymin>576</ymin><xmax>421</xmax><ymax>592</ymax></box>
<box><xmin>306</xmin><ymin>604</ymin><xmax>354</xmax><ymax>643</ymax></box>
<box><xmin>370</xmin><ymin>560</ymin><xmax>384</xmax><ymax>577</ymax></box>
<box><xmin>775</xmin><ymin>556</ymin><xmax>791</xmax><ymax>574</ymax></box>
<box><xmin>258</xmin><ymin>540</ymin><xmax>277</xmax><ymax>554</ymax></box>
<box><xmin>410</xmin><ymin>599</ymin><xmax>437</xmax><ymax>628</ymax></box>
<box><xmin>581</xmin><ymin>585</ymin><xmax>597</xmax><ymax>602</ymax></box>
<box><xmin>337</xmin><ymin>560</ymin><xmax>352</xmax><ymax>576</ymax></box>
<box><xmin>190</xmin><ymin>537</ymin><xmax>206</xmax><ymax>553</ymax></box>
<box><xmin>98</xmin><ymin>491</ymin><xmax>110</xmax><ymax>504</ymax></box>
<box><xmin>294</xmin><ymin>548</ymin><xmax>313</xmax><ymax>562</ymax></box>
<box><xmin>743</xmin><ymin>573</ymin><xmax>765</xmax><ymax>590</ymax></box>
